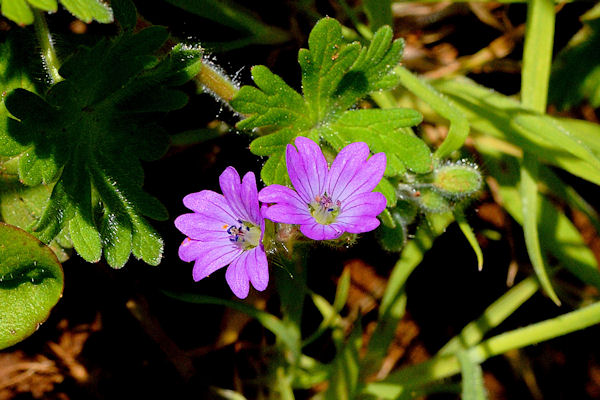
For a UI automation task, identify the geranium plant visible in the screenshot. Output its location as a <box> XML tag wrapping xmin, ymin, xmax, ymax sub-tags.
<box><xmin>1</xmin><ymin>0</ymin><xmax>600</xmax><ymax>399</ymax></box>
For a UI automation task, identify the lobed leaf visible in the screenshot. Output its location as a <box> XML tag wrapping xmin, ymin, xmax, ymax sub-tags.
<box><xmin>0</xmin><ymin>30</ymin><xmax>203</xmax><ymax>268</ymax></box>
<box><xmin>231</xmin><ymin>18</ymin><xmax>429</xmax><ymax>210</ymax></box>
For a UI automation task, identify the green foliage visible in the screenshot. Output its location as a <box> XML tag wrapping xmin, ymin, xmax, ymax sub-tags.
<box><xmin>231</xmin><ymin>17</ymin><xmax>431</xmax><ymax>207</ymax></box>
<box><xmin>549</xmin><ymin>5</ymin><xmax>600</xmax><ymax>110</ymax></box>
<box><xmin>479</xmin><ymin>149</ymin><xmax>600</xmax><ymax>292</ymax></box>
<box><xmin>395</xmin><ymin>65</ymin><xmax>470</xmax><ymax>160</ymax></box>
<box><xmin>458</xmin><ymin>351</ymin><xmax>488</xmax><ymax>400</ymax></box>
<box><xmin>0</xmin><ymin>29</ymin><xmax>203</xmax><ymax>268</ymax></box>
<box><xmin>0</xmin><ymin>222</ymin><xmax>63</xmax><ymax>350</ymax></box>
<box><xmin>434</xmin><ymin>77</ymin><xmax>600</xmax><ymax>186</ymax></box>
<box><xmin>0</xmin><ymin>0</ymin><xmax>112</xmax><ymax>25</ymax></box>
<box><xmin>322</xmin><ymin>320</ymin><xmax>362</xmax><ymax>400</ymax></box>
<box><xmin>376</xmin><ymin>200</ymin><xmax>417</xmax><ymax>252</ymax></box>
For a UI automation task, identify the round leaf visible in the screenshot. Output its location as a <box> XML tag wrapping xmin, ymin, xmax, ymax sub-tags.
<box><xmin>0</xmin><ymin>223</ymin><xmax>64</xmax><ymax>350</ymax></box>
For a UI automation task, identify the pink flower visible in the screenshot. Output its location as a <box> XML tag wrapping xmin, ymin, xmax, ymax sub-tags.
<box><xmin>259</xmin><ymin>137</ymin><xmax>387</xmax><ymax>240</ymax></box>
<box><xmin>174</xmin><ymin>167</ymin><xmax>268</xmax><ymax>299</ymax></box>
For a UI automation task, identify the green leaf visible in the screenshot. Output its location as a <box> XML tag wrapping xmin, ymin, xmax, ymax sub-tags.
<box><xmin>59</xmin><ymin>0</ymin><xmax>113</xmax><ymax>23</ymax></box>
<box><xmin>319</xmin><ymin>108</ymin><xmax>430</xmax><ymax>177</ymax></box>
<box><xmin>1</xmin><ymin>31</ymin><xmax>42</xmax><ymax>155</ymax></box>
<box><xmin>365</xmin><ymin>300</ymin><xmax>600</xmax><ymax>399</ymax></box>
<box><xmin>520</xmin><ymin>155</ymin><xmax>560</xmax><ymax>305</ymax></box>
<box><xmin>1</xmin><ymin>0</ymin><xmax>34</xmax><ymax>25</ymax></box>
<box><xmin>323</xmin><ymin>319</ymin><xmax>362</xmax><ymax>400</ymax></box>
<box><xmin>111</xmin><ymin>0</ymin><xmax>137</xmax><ymax>31</ymax></box>
<box><xmin>0</xmin><ymin>0</ymin><xmax>111</xmax><ymax>25</ymax></box>
<box><xmin>1</xmin><ymin>30</ymin><xmax>203</xmax><ymax>268</ymax></box>
<box><xmin>0</xmin><ymin>161</ymin><xmax>72</xmax><ymax>262</ymax></box>
<box><xmin>0</xmin><ymin>222</ymin><xmax>63</xmax><ymax>350</ymax></box>
<box><xmin>376</xmin><ymin>200</ymin><xmax>418</xmax><ymax>252</ymax></box>
<box><xmin>458</xmin><ymin>351</ymin><xmax>488</xmax><ymax>400</ymax></box>
<box><xmin>549</xmin><ymin>18</ymin><xmax>600</xmax><ymax>109</ymax></box>
<box><xmin>477</xmin><ymin>148</ymin><xmax>600</xmax><ymax>292</ymax></box>
<box><xmin>363</xmin><ymin>0</ymin><xmax>392</xmax><ymax>31</ymax></box>
<box><xmin>434</xmin><ymin>77</ymin><xmax>600</xmax><ymax>186</ymax></box>
<box><xmin>395</xmin><ymin>66</ymin><xmax>470</xmax><ymax>160</ymax></box>
<box><xmin>0</xmin><ymin>34</ymin><xmax>71</xmax><ymax>262</ymax></box>
<box><xmin>454</xmin><ymin>209</ymin><xmax>483</xmax><ymax>271</ymax></box>
<box><xmin>231</xmin><ymin>18</ymin><xmax>427</xmax><ymax>208</ymax></box>
<box><xmin>303</xmin><ymin>268</ymin><xmax>351</xmax><ymax>348</ymax></box>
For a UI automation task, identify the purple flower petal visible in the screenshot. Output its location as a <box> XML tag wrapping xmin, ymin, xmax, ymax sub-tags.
<box><xmin>300</xmin><ymin>222</ymin><xmax>344</xmax><ymax>240</ymax></box>
<box><xmin>191</xmin><ymin>241</ymin><xmax>243</xmax><ymax>281</ymax></box>
<box><xmin>225</xmin><ymin>253</ymin><xmax>251</xmax><ymax>299</ymax></box>
<box><xmin>286</xmin><ymin>137</ymin><xmax>327</xmax><ymax>203</ymax></box>
<box><xmin>294</xmin><ymin>136</ymin><xmax>327</xmax><ymax>196</ymax></box>
<box><xmin>336</xmin><ymin>215</ymin><xmax>381</xmax><ymax>234</ymax></box>
<box><xmin>241</xmin><ymin>171</ymin><xmax>262</xmax><ymax>225</ymax></box>
<box><xmin>246</xmin><ymin>246</ymin><xmax>269</xmax><ymax>291</ymax></box>
<box><xmin>178</xmin><ymin>238</ymin><xmax>205</xmax><ymax>262</ymax></box>
<box><xmin>174</xmin><ymin>213</ymin><xmax>230</xmax><ymax>241</ymax></box>
<box><xmin>335</xmin><ymin>152</ymin><xmax>387</xmax><ymax>203</ymax></box>
<box><xmin>219</xmin><ymin>167</ymin><xmax>252</xmax><ymax>222</ymax></box>
<box><xmin>182</xmin><ymin>191</ymin><xmax>238</xmax><ymax>224</ymax></box>
<box><xmin>259</xmin><ymin>184</ymin><xmax>306</xmax><ymax>209</ymax></box>
<box><xmin>341</xmin><ymin>192</ymin><xmax>387</xmax><ymax>218</ymax></box>
<box><xmin>263</xmin><ymin>204</ymin><xmax>313</xmax><ymax>225</ymax></box>
<box><xmin>326</xmin><ymin>142</ymin><xmax>370</xmax><ymax>200</ymax></box>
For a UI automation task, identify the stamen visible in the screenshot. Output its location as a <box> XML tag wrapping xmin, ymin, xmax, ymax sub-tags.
<box><xmin>225</xmin><ymin>220</ymin><xmax>261</xmax><ymax>250</ymax></box>
<box><xmin>309</xmin><ymin>192</ymin><xmax>341</xmax><ymax>225</ymax></box>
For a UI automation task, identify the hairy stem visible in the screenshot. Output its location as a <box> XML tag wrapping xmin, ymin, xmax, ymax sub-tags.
<box><xmin>195</xmin><ymin>61</ymin><xmax>239</xmax><ymax>102</ymax></box>
<box><xmin>33</xmin><ymin>9</ymin><xmax>62</xmax><ymax>84</ymax></box>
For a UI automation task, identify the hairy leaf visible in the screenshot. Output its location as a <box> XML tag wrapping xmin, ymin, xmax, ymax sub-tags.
<box><xmin>0</xmin><ymin>0</ymin><xmax>112</xmax><ymax>25</ymax></box>
<box><xmin>0</xmin><ymin>29</ymin><xmax>203</xmax><ymax>268</ymax></box>
<box><xmin>231</xmin><ymin>18</ymin><xmax>429</xmax><ymax>207</ymax></box>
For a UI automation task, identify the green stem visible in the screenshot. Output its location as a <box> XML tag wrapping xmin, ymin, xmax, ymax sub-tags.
<box><xmin>33</xmin><ymin>9</ymin><xmax>62</xmax><ymax>84</ymax></box>
<box><xmin>195</xmin><ymin>61</ymin><xmax>239</xmax><ymax>102</ymax></box>
<box><xmin>363</xmin><ymin>300</ymin><xmax>600</xmax><ymax>398</ymax></box>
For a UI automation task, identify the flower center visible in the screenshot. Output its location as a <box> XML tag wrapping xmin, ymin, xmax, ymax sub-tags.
<box><xmin>225</xmin><ymin>219</ymin><xmax>261</xmax><ymax>250</ymax></box>
<box><xmin>309</xmin><ymin>193</ymin><xmax>341</xmax><ymax>225</ymax></box>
